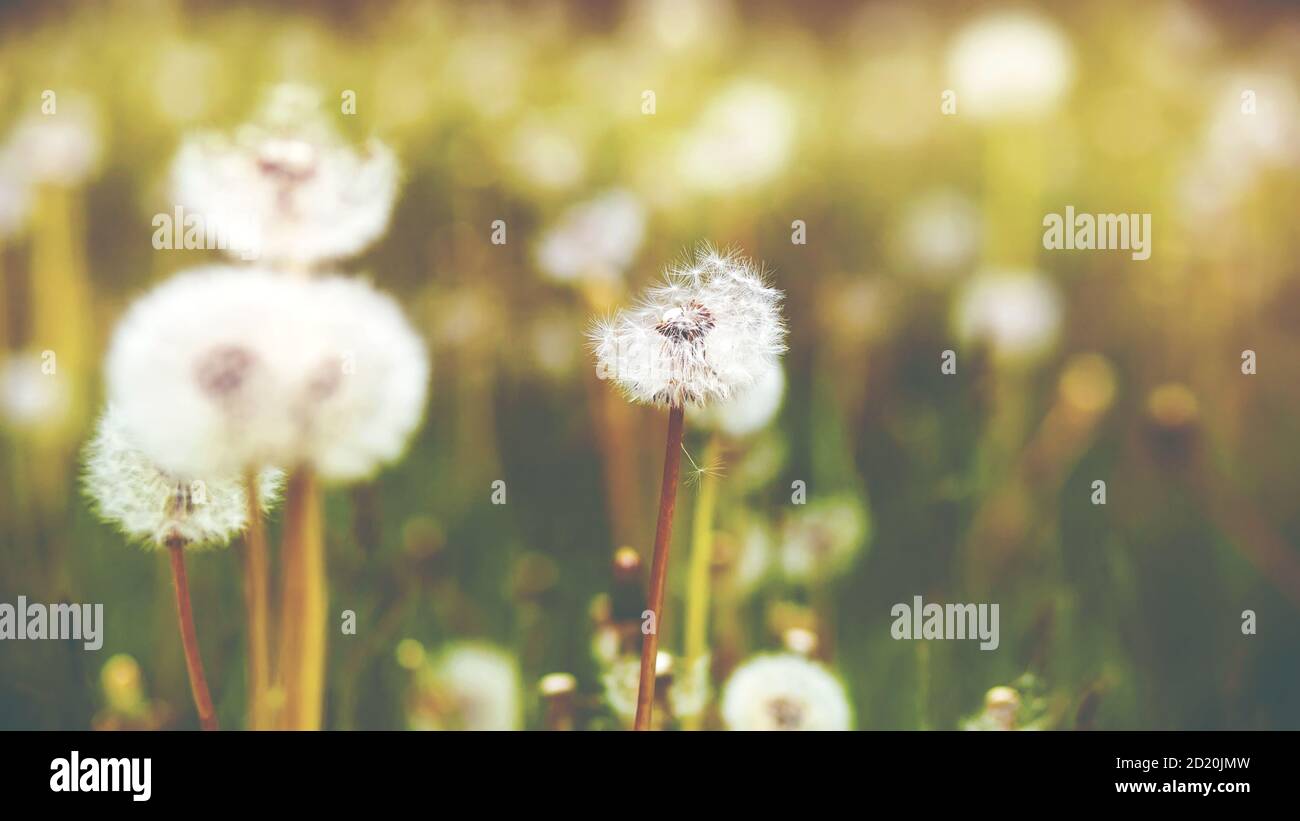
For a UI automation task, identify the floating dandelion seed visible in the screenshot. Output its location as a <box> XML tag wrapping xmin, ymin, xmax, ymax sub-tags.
<box><xmin>172</xmin><ymin>84</ymin><xmax>399</xmax><ymax>266</ymax></box>
<box><xmin>721</xmin><ymin>653</ymin><xmax>853</xmax><ymax>731</ymax></box>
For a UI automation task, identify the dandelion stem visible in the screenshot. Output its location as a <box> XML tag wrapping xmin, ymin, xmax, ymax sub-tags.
<box><xmin>682</xmin><ymin>433</ymin><xmax>721</xmax><ymax>730</ymax></box>
<box><xmin>242</xmin><ymin>471</ymin><xmax>272</xmax><ymax>729</ymax></box>
<box><xmin>166</xmin><ymin>537</ymin><xmax>218</xmax><ymax>731</ymax></box>
<box><xmin>634</xmin><ymin>404</ymin><xmax>685</xmax><ymax>731</ymax></box>
<box><xmin>276</xmin><ymin>469</ymin><xmax>328</xmax><ymax>729</ymax></box>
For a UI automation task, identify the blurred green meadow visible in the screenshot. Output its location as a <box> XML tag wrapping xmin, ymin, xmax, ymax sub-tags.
<box><xmin>1</xmin><ymin>0</ymin><xmax>1299</xmax><ymax>730</ymax></box>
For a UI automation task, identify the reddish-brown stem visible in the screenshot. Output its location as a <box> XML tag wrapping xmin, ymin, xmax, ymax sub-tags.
<box><xmin>167</xmin><ymin>538</ymin><xmax>218</xmax><ymax>731</ymax></box>
<box><xmin>634</xmin><ymin>404</ymin><xmax>685</xmax><ymax>730</ymax></box>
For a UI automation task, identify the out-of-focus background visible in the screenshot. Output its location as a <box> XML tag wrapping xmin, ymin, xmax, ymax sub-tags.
<box><xmin>1</xmin><ymin>0</ymin><xmax>1298</xmax><ymax>730</ymax></box>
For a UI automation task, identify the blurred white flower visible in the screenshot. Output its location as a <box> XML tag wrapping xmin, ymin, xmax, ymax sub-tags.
<box><xmin>900</xmin><ymin>189</ymin><xmax>980</xmax><ymax>276</ymax></box>
<box><xmin>670</xmin><ymin>653</ymin><xmax>712</xmax><ymax>720</ymax></box>
<box><xmin>535</xmin><ymin>190</ymin><xmax>646</xmax><ymax>285</ymax></box>
<box><xmin>721</xmin><ymin>653</ymin><xmax>852</xmax><ymax>730</ymax></box>
<box><xmin>602</xmin><ymin>651</ymin><xmax>672</xmax><ymax>725</ymax></box>
<box><xmin>729</xmin><ymin>517</ymin><xmax>776</xmax><ymax>596</ymax></box>
<box><xmin>105</xmin><ymin>266</ymin><xmax>429</xmax><ymax>481</ymax></box>
<box><xmin>696</xmin><ymin>362</ymin><xmax>785</xmax><ymax>437</ymax></box>
<box><xmin>106</xmin><ymin>266</ymin><xmax>312</xmax><ymax>478</ymax></box>
<box><xmin>411</xmin><ymin>643</ymin><xmax>522</xmax><ymax>731</ymax></box>
<box><xmin>82</xmin><ymin>405</ymin><xmax>282</xmax><ymax>549</ymax></box>
<box><xmin>589</xmin><ymin>246</ymin><xmax>786</xmax><ymax>408</ymax></box>
<box><xmin>3</xmin><ymin>95</ymin><xmax>102</xmax><ymax>187</ymax></box>
<box><xmin>954</xmin><ymin>269</ymin><xmax>1063</xmax><ymax>363</ymax></box>
<box><xmin>677</xmin><ymin>81</ymin><xmax>796</xmax><ymax>191</ymax></box>
<box><xmin>0</xmin><ymin>352</ymin><xmax>70</xmax><ymax>429</ymax></box>
<box><xmin>172</xmin><ymin>84</ymin><xmax>399</xmax><ymax>266</ymax></box>
<box><xmin>780</xmin><ymin>495</ymin><xmax>870</xmax><ymax>582</ymax></box>
<box><xmin>299</xmin><ymin>275</ymin><xmax>431</xmax><ymax>482</ymax></box>
<box><xmin>947</xmin><ymin>11</ymin><xmax>1074</xmax><ymax>120</ymax></box>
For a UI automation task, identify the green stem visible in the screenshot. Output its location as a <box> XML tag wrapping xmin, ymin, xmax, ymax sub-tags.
<box><xmin>682</xmin><ymin>434</ymin><xmax>721</xmax><ymax>730</ymax></box>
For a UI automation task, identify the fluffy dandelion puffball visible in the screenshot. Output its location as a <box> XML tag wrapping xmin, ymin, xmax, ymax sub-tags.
<box><xmin>780</xmin><ymin>495</ymin><xmax>870</xmax><ymax>582</ymax></box>
<box><xmin>106</xmin><ymin>266</ymin><xmax>319</xmax><ymax>477</ymax></box>
<box><xmin>954</xmin><ymin>269</ymin><xmax>1063</xmax><ymax>363</ymax></box>
<box><xmin>83</xmin><ymin>405</ymin><xmax>283</xmax><ymax>549</ymax></box>
<box><xmin>696</xmin><ymin>362</ymin><xmax>785</xmax><ymax>437</ymax></box>
<box><xmin>172</xmin><ymin>85</ymin><xmax>399</xmax><ymax>265</ymax></box>
<box><xmin>535</xmin><ymin>189</ymin><xmax>645</xmax><ymax>285</ymax></box>
<box><xmin>411</xmin><ymin>644</ymin><xmax>522</xmax><ymax>731</ymax></box>
<box><xmin>589</xmin><ymin>246</ymin><xmax>786</xmax><ymax>408</ymax></box>
<box><xmin>297</xmin><ymin>275</ymin><xmax>431</xmax><ymax>482</ymax></box>
<box><xmin>721</xmin><ymin>653</ymin><xmax>853</xmax><ymax>731</ymax></box>
<box><xmin>105</xmin><ymin>266</ymin><xmax>430</xmax><ymax>481</ymax></box>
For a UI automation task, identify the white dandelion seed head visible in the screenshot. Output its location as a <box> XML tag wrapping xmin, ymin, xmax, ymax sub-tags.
<box><xmin>105</xmin><ymin>266</ymin><xmax>430</xmax><ymax>482</ymax></box>
<box><xmin>414</xmin><ymin>643</ymin><xmax>522</xmax><ymax>731</ymax></box>
<box><xmin>721</xmin><ymin>653</ymin><xmax>853</xmax><ymax>731</ymax></box>
<box><xmin>172</xmin><ymin>85</ymin><xmax>399</xmax><ymax>266</ymax></box>
<box><xmin>947</xmin><ymin>11</ymin><xmax>1075</xmax><ymax>121</ymax></box>
<box><xmin>82</xmin><ymin>405</ymin><xmax>283</xmax><ymax>549</ymax></box>
<box><xmin>4</xmin><ymin>96</ymin><xmax>102</xmax><ymax>187</ymax></box>
<box><xmin>295</xmin><ymin>275</ymin><xmax>430</xmax><ymax>482</ymax></box>
<box><xmin>954</xmin><ymin>269</ymin><xmax>1063</xmax><ymax>363</ymax></box>
<box><xmin>535</xmin><ymin>189</ymin><xmax>646</xmax><ymax>285</ymax></box>
<box><xmin>0</xmin><ymin>351</ymin><xmax>71</xmax><ymax>430</ymax></box>
<box><xmin>105</xmin><ymin>266</ymin><xmax>314</xmax><ymax>478</ymax></box>
<box><xmin>589</xmin><ymin>246</ymin><xmax>786</xmax><ymax>409</ymax></box>
<box><xmin>780</xmin><ymin>495</ymin><xmax>870</xmax><ymax>582</ymax></box>
<box><xmin>602</xmin><ymin>652</ymin><xmax>672</xmax><ymax>724</ymax></box>
<box><xmin>696</xmin><ymin>362</ymin><xmax>785</xmax><ymax>437</ymax></box>
<box><xmin>669</xmin><ymin>653</ymin><xmax>712</xmax><ymax>720</ymax></box>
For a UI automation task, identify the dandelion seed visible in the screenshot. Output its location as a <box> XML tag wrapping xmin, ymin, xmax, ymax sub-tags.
<box><xmin>721</xmin><ymin>653</ymin><xmax>852</xmax><ymax>731</ymax></box>
<box><xmin>681</xmin><ymin>442</ymin><xmax>725</xmax><ymax>487</ymax></box>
